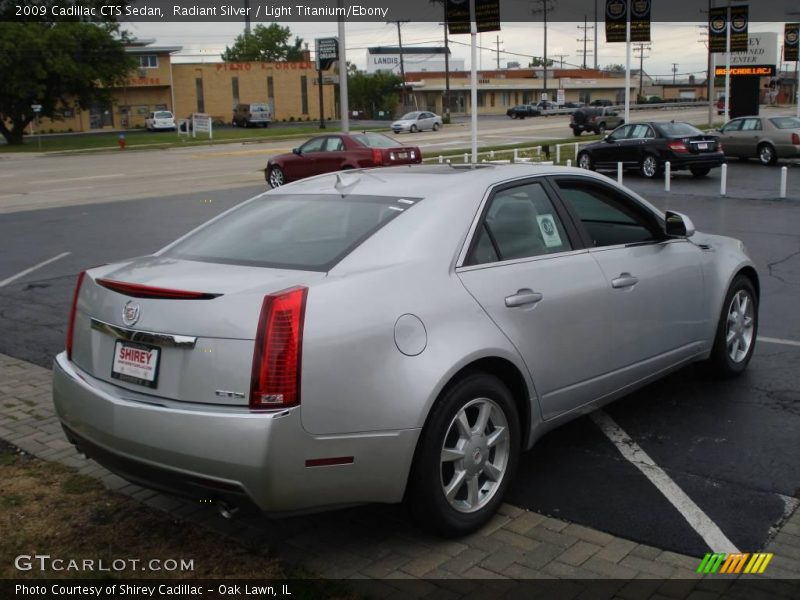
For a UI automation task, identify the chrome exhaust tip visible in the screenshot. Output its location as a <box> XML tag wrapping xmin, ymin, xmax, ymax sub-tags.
<box><xmin>217</xmin><ymin>500</ymin><xmax>240</xmax><ymax>520</ymax></box>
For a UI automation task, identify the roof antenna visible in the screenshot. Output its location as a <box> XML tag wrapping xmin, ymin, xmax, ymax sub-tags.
<box><xmin>335</xmin><ymin>171</ymin><xmax>360</xmax><ymax>192</ymax></box>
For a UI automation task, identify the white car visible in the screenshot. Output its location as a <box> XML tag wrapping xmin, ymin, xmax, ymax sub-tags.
<box><xmin>145</xmin><ymin>111</ymin><xmax>176</xmax><ymax>131</ymax></box>
<box><xmin>391</xmin><ymin>111</ymin><xmax>443</xmax><ymax>134</ymax></box>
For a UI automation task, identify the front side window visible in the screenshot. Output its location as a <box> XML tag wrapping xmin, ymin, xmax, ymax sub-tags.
<box><xmin>164</xmin><ymin>195</ymin><xmax>420</xmax><ymax>271</ymax></box>
<box><xmin>467</xmin><ymin>182</ymin><xmax>572</xmax><ymax>266</ymax></box>
<box><xmin>608</xmin><ymin>125</ymin><xmax>632</xmax><ymax>141</ymax></box>
<box><xmin>721</xmin><ymin>119</ymin><xmax>743</xmax><ymax>133</ymax></box>
<box><xmin>300</xmin><ymin>138</ymin><xmax>325</xmax><ymax>153</ymax></box>
<box><xmin>555</xmin><ymin>180</ymin><xmax>661</xmax><ymax>248</ymax></box>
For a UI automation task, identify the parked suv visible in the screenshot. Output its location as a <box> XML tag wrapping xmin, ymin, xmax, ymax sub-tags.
<box><xmin>232</xmin><ymin>103</ymin><xmax>272</xmax><ymax>128</ymax></box>
<box><xmin>145</xmin><ymin>111</ymin><xmax>176</xmax><ymax>131</ymax></box>
<box><xmin>570</xmin><ymin>107</ymin><xmax>625</xmax><ymax>136</ymax></box>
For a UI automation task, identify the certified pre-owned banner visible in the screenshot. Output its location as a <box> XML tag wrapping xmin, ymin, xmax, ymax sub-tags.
<box><xmin>605</xmin><ymin>0</ymin><xmax>627</xmax><ymax>43</ymax></box>
<box><xmin>709</xmin><ymin>7</ymin><xmax>728</xmax><ymax>53</ymax></box>
<box><xmin>630</xmin><ymin>0</ymin><xmax>651</xmax><ymax>42</ymax></box>
<box><xmin>447</xmin><ymin>0</ymin><xmax>500</xmax><ymax>34</ymax></box>
<box><xmin>786</xmin><ymin>23</ymin><xmax>799</xmax><ymax>62</ymax></box>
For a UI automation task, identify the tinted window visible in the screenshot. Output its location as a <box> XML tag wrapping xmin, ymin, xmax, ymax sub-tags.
<box><xmin>555</xmin><ymin>180</ymin><xmax>660</xmax><ymax>247</ymax></box>
<box><xmin>467</xmin><ymin>182</ymin><xmax>572</xmax><ymax>265</ymax></box>
<box><xmin>300</xmin><ymin>138</ymin><xmax>325</xmax><ymax>153</ymax></box>
<box><xmin>351</xmin><ymin>132</ymin><xmax>401</xmax><ymax>148</ymax></box>
<box><xmin>655</xmin><ymin>122</ymin><xmax>704</xmax><ymax>137</ymax></box>
<box><xmin>769</xmin><ymin>117</ymin><xmax>800</xmax><ymax>129</ymax></box>
<box><xmin>608</xmin><ymin>125</ymin><xmax>631</xmax><ymax>141</ymax></box>
<box><xmin>165</xmin><ymin>195</ymin><xmax>420</xmax><ymax>271</ymax></box>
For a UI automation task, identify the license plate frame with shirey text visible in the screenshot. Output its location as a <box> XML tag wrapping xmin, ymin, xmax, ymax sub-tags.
<box><xmin>111</xmin><ymin>340</ymin><xmax>161</xmax><ymax>388</ymax></box>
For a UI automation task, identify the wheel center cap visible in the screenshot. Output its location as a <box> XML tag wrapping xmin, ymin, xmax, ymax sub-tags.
<box><xmin>472</xmin><ymin>448</ymin><xmax>482</xmax><ymax>464</ymax></box>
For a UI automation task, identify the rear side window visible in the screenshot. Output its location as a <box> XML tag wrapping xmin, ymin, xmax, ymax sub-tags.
<box><xmin>165</xmin><ymin>194</ymin><xmax>420</xmax><ymax>271</ymax></box>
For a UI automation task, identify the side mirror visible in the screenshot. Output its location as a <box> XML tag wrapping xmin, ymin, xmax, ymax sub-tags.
<box><xmin>665</xmin><ymin>211</ymin><xmax>695</xmax><ymax>238</ymax></box>
<box><xmin>292</xmin><ymin>147</ymin><xmax>301</xmax><ymax>155</ymax></box>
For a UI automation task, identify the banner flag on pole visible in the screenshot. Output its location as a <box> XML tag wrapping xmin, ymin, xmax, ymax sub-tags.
<box><xmin>784</xmin><ymin>23</ymin><xmax>799</xmax><ymax>62</ymax></box>
<box><xmin>605</xmin><ymin>0</ymin><xmax>627</xmax><ymax>43</ymax></box>
<box><xmin>630</xmin><ymin>0</ymin><xmax>651</xmax><ymax>42</ymax></box>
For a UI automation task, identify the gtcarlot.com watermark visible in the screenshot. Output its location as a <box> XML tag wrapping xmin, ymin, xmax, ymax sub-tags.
<box><xmin>14</xmin><ymin>554</ymin><xmax>194</xmax><ymax>573</ymax></box>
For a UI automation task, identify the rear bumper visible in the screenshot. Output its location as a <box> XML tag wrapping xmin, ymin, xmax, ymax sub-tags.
<box><xmin>53</xmin><ymin>352</ymin><xmax>418</xmax><ymax>514</ymax></box>
<box><xmin>669</xmin><ymin>153</ymin><xmax>725</xmax><ymax>170</ymax></box>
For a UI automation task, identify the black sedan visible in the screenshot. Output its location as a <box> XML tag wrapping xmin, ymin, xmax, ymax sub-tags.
<box><xmin>506</xmin><ymin>104</ymin><xmax>540</xmax><ymax>119</ymax></box>
<box><xmin>577</xmin><ymin>121</ymin><xmax>725</xmax><ymax>179</ymax></box>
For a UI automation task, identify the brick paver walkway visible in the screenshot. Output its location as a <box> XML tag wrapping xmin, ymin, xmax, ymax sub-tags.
<box><xmin>2</xmin><ymin>353</ymin><xmax>798</xmax><ymax>589</ymax></box>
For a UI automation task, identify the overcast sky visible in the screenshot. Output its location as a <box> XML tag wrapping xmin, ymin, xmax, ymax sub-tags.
<box><xmin>125</xmin><ymin>21</ymin><xmax>789</xmax><ymax>80</ymax></box>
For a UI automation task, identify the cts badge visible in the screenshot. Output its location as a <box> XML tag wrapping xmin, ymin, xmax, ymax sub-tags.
<box><xmin>122</xmin><ymin>301</ymin><xmax>141</xmax><ymax>326</ymax></box>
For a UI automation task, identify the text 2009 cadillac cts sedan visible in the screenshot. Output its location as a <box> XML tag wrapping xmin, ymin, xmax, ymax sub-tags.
<box><xmin>54</xmin><ymin>164</ymin><xmax>759</xmax><ymax>536</ymax></box>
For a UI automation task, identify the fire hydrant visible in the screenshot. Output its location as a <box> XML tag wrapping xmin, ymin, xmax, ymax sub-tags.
<box><xmin>118</xmin><ymin>134</ymin><xmax>126</xmax><ymax>150</ymax></box>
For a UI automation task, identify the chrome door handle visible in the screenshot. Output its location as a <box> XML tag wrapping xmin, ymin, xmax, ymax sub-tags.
<box><xmin>505</xmin><ymin>289</ymin><xmax>544</xmax><ymax>308</ymax></box>
<box><xmin>611</xmin><ymin>273</ymin><xmax>639</xmax><ymax>289</ymax></box>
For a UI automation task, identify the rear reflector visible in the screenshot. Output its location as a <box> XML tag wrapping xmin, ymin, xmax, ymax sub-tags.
<box><xmin>66</xmin><ymin>271</ymin><xmax>86</xmax><ymax>360</ymax></box>
<box><xmin>250</xmin><ymin>286</ymin><xmax>308</xmax><ymax>409</ymax></box>
<box><xmin>305</xmin><ymin>456</ymin><xmax>354</xmax><ymax>468</ymax></box>
<box><xmin>96</xmin><ymin>278</ymin><xmax>221</xmax><ymax>300</ymax></box>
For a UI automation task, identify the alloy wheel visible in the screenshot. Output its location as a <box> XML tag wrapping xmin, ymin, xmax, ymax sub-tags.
<box><xmin>268</xmin><ymin>167</ymin><xmax>284</xmax><ymax>188</ymax></box>
<box><xmin>439</xmin><ymin>397</ymin><xmax>510</xmax><ymax>513</ymax></box>
<box><xmin>642</xmin><ymin>155</ymin><xmax>658</xmax><ymax>178</ymax></box>
<box><xmin>759</xmin><ymin>145</ymin><xmax>775</xmax><ymax>166</ymax></box>
<box><xmin>726</xmin><ymin>290</ymin><xmax>755</xmax><ymax>363</ymax></box>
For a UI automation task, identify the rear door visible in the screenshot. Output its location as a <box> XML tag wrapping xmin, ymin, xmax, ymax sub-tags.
<box><xmin>552</xmin><ymin>177</ymin><xmax>708</xmax><ymax>385</ymax></box>
<box><xmin>738</xmin><ymin>117</ymin><xmax>763</xmax><ymax>158</ymax></box>
<box><xmin>457</xmin><ymin>179</ymin><xmax>613</xmax><ymax>420</ymax></box>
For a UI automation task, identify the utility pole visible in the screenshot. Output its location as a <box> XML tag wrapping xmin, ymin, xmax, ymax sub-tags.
<box><xmin>577</xmin><ymin>16</ymin><xmax>594</xmax><ymax>69</ymax></box>
<box><xmin>392</xmin><ymin>21</ymin><xmax>408</xmax><ymax>109</ymax></box>
<box><xmin>495</xmin><ymin>35</ymin><xmax>502</xmax><ymax>69</ymax></box>
<box><xmin>443</xmin><ymin>14</ymin><xmax>451</xmax><ymax>122</ymax></box>
<box><xmin>552</xmin><ymin>54</ymin><xmax>569</xmax><ymax>68</ymax></box>
<box><xmin>531</xmin><ymin>0</ymin><xmax>554</xmax><ymax>102</ymax></box>
<box><xmin>633</xmin><ymin>43</ymin><xmax>651</xmax><ymax>101</ymax></box>
<box><xmin>243</xmin><ymin>0</ymin><xmax>250</xmax><ymax>34</ymax></box>
<box><xmin>672</xmin><ymin>63</ymin><xmax>679</xmax><ymax>85</ymax></box>
<box><xmin>594</xmin><ymin>0</ymin><xmax>598</xmax><ymax>70</ymax></box>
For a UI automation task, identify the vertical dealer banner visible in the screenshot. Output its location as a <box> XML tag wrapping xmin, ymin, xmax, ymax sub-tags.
<box><xmin>605</xmin><ymin>0</ymin><xmax>627</xmax><ymax>43</ymax></box>
<box><xmin>729</xmin><ymin>5</ymin><xmax>748</xmax><ymax>53</ymax></box>
<box><xmin>709</xmin><ymin>5</ymin><xmax>747</xmax><ymax>54</ymax></box>
<box><xmin>630</xmin><ymin>0</ymin><xmax>651</xmax><ymax>42</ymax></box>
<box><xmin>447</xmin><ymin>0</ymin><xmax>500</xmax><ymax>35</ymax></box>
<box><xmin>785</xmin><ymin>23</ymin><xmax>799</xmax><ymax>62</ymax></box>
<box><xmin>708</xmin><ymin>7</ymin><xmax>728</xmax><ymax>53</ymax></box>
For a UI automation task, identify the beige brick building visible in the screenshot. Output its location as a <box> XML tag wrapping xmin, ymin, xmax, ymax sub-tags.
<box><xmin>35</xmin><ymin>40</ymin><xmax>335</xmax><ymax>133</ymax></box>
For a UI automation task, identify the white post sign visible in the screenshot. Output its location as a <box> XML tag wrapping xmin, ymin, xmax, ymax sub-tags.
<box><xmin>192</xmin><ymin>113</ymin><xmax>213</xmax><ymax>140</ymax></box>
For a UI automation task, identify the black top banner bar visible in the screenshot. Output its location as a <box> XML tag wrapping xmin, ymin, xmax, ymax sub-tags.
<box><xmin>0</xmin><ymin>0</ymin><xmax>794</xmax><ymax>23</ymax></box>
<box><xmin>446</xmin><ymin>0</ymin><xmax>500</xmax><ymax>35</ymax></box>
<box><xmin>708</xmin><ymin>4</ymin><xmax>749</xmax><ymax>54</ymax></box>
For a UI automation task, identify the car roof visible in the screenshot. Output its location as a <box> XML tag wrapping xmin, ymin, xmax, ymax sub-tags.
<box><xmin>267</xmin><ymin>163</ymin><xmax>619</xmax><ymax>199</ymax></box>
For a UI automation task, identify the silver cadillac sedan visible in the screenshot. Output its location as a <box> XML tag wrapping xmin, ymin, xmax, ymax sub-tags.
<box><xmin>53</xmin><ymin>164</ymin><xmax>759</xmax><ymax>536</ymax></box>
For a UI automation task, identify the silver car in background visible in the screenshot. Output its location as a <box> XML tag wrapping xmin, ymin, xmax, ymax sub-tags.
<box><xmin>391</xmin><ymin>111</ymin><xmax>443</xmax><ymax>133</ymax></box>
<box><xmin>713</xmin><ymin>115</ymin><xmax>800</xmax><ymax>165</ymax></box>
<box><xmin>53</xmin><ymin>164</ymin><xmax>759</xmax><ymax>536</ymax></box>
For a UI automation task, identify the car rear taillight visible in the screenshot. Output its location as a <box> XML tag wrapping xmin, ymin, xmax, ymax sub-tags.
<box><xmin>371</xmin><ymin>148</ymin><xmax>384</xmax><ymax>165</ymax></box>
<box><xmin>66</xmin><ymin>271</ymin><xmax>86</xmax><ymax>360</ymax></box>
<box><xmin>667</xmin><ymin>141</ymin><xmax>689</xmax><ymax>153</ymax></box>
<box><xmin>250</xmin><ymin>286</ymin><xmax>308</xmax><ymax>409</ymax></box>
<box><xmin>792</xmin><ymin>133</ymin><xmax>800</xmax><ymax>145</ymax></box>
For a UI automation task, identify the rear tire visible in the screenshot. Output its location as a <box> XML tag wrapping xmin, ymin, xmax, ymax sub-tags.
<box><xmin>407</xmin><ymin>372</ymin><xmax>520</xmax><ymax>537</ymax></box>
<box><xmin>705</xmin><ymin>274</ymin><xmax>758</xmax><ymax>377</ymax></box>
<box><xmin>690</xmin><ymin>167</ymin><xmax>711</xmax><ymax>177</ymax></box>
<box><xmin>640</xmin><ymin>154</ymin><xmax>660</xmax><ymax>178</ymax></box>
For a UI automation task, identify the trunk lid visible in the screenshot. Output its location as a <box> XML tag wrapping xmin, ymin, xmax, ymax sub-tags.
<box><xmin>71</xmin><ymin>257</ymin><xmax>325</xmax><ymax>405</ymax></box>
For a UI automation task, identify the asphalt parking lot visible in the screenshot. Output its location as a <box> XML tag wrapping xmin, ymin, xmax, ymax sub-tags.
<box><xmin>0</xmin><ymin>158</ymin><xmax>798</xmax><ymax>560</ymax></box>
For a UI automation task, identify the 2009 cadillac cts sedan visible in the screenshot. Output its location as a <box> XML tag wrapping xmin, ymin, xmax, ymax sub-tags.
<box><xmin>54</xmin><ymin>164</ymin><xmax>759</xmax><ymax>536</ymax></box>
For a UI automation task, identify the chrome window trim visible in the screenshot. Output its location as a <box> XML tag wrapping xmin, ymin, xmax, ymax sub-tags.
<box><xmin>90</xmin><ymin>318</ymin><xmax>197</xmax><ymax>348</ymax></box>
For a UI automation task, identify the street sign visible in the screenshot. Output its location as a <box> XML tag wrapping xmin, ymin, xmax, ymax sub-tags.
<box><xmin>31</xmin><ymin>104</ymin><xmax>42</xmax><ymax>113</ymax></box>
<box><xmin>556</xmin><ymin>89</ymin><xmax>566</xmax><ymax>105</ymax></box>
<box><xmin>316</xmin><ymin>37</ymin><xmax>339</xmax><ymax>71</ymax></box>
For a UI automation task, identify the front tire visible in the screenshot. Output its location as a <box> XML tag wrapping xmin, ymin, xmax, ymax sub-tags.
<box><xmin>433</xmin><ymin>122</ymin><xmax>440</xmax><ymax>131</ymax></box>
<box><xmin>408</xmin><ymin>373</ymin><xmax>520</xmax><ymax>537</ymax></box>
<box><xmin>706</xmin><ymin>274</ymin><xmax>758</xmax><ymax>377</ymax></box>
<box><xmin>267</xmin><ymin>166</ymin><xmax>285</xmax><ymax>188</ymax></box>
<box><xmin>572</xmin><ymin>128</ymin><xmax>582</xmax><ymax>137</ymax></box>
<box><xmin>410</xmin><ymin>124</ymin><xmax>418</xmax><ymax>133</ymax></box>
<box><xmin>758</xmin><ymin>143</ymin><xmax>777</xmax><ymax>166</ymax></box>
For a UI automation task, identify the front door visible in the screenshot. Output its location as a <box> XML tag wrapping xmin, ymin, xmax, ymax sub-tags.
<box><xmin>551</xmin><ymin>177</ymin><xmax>708</xmax><ymax>387</ymax></box>
<box><xmin>457</xmin><ymin>179</ymin><xmax>613</xmax><ymax>420</ymax></box>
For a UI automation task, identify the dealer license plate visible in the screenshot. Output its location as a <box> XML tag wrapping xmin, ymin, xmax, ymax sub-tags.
<box><xmin>697</xmin><ymin>143</ymin><xmax>709</xmax><ymax>150</ymax></box>
<box><xmin>396</xmin><ymin>152</ymin><xmax>408</xmax><ymax>159</ymax></box>
<box><xmin>111</xmin><ymin>341</ymin><xmax>160</xmax><ymax>388</ymax></box>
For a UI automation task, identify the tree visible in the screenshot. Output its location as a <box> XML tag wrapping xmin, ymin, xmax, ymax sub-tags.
<box><xmin>0</xmin><ymin>12</ymin><xmax>135</xmax><ymax>145</ymax></box>
<box><xmin>604</xmin><ymin>64</ymin><xmax>626</xmax><ymax>74</ymax></box>
<box><xmin>347</xmin><ymin>71</ymin><xmax>402</xmax><ymax>119</ymax></box>
<box><xmin>529</xmin><ymin>57</ymin><xmax>555</xmax><ymax>67</ymax></box>
<box><xmin>222</xmin><ymin>24</ymin><xmax>304</xmax><ymax>62</ymax></box>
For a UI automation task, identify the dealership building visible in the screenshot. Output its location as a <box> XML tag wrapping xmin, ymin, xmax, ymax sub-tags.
<box><xmin>36</xmin><ymin>39</ymin><xmax>336</xmax><ymax>133</ymax></box>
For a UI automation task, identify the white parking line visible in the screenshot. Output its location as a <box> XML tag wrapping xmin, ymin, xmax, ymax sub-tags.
<box><xmin>758</xmin><ymin>336</ymin><xmax>800</xmax><ymax>348</ymax></box>
<box><xmin>0</xmin><ymin>252</ymin><xmax>71</xmax><ymax>288</ymax></box>
<box><xmin>590</xmin><ymin>410</ymin><xmax>740</xmax><ymax>553</ymax></box>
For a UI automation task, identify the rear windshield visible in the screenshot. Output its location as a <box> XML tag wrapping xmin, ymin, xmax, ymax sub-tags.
<box><xmin>154</xmin><ymin>111</ymin><xmax>173</xmax><ymax>119</ymax></box>
<box><xmin>655</xmin><ymin>122</ymin><xmax>703</xmax><ymax>137</ymax></box>
<box><xmin>769</xmin><ymin>117</ymin><xmax>800</xmax><ymax>129</ymax></box>
<box><xmin>164</xmin><ymin>194</ymin><xmax>421</xmax><ymax>271</ymax></box>
<box><xmin>351</xmin><ymin>132</ymin><xmax>401</xmax><ymax>148</ymax></box>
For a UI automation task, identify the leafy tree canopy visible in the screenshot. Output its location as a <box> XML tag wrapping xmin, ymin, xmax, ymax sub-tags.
<box><xmin>604</xmin><ymin>64</ymin><xmax>626</xmax><ymax>73</ymax></box>
<box><xmin>0</xmin><ymin>3</ymin><xmax>135</xmax><ymax>145</ymax></box>
<box><xmin>222</xmin><ymin>24</ymin><xmax>305</xmax><ymax>62</ymax></box>
<box><xmin>347</xmin><ymin>71</ymin><xmax>403</xmax><ymax>119</ymax></box>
